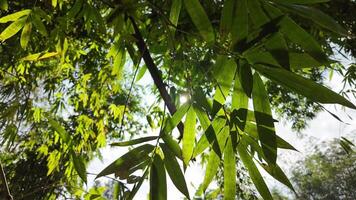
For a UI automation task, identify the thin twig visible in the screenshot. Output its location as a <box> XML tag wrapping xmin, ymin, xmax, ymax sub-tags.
<box><xmin>0</xmin><ymin>162</ymin><xmax>13</xmax><ymax>200</ymax></box>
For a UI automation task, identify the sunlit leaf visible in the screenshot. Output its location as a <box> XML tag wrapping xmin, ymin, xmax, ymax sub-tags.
<box><xmin>183</xmin><ymin>106</ymin><xmax>196</xmax><ymax>165</ymax></box>
<box><xmin>110</xmin><ymin>136</ymin><xmax>158</xmax><ymax>147</ymax></box>
<box><xmin>0</xmin><ymin>17</ymin><xmax>27</xmax><ymax>41</ymax></box>
<box><xmin>223</xmin><ymin>137</ymin><xmax>236</xmax><ymax>200</ymax></box>
<box><xmin>0</xmin><ymin>9</ymin><xmax>31</xmax><ymax>23</ymax></box>
<box><xmin>20</xmin><ymin>21</ymin><xmax>32</xmax><ymax>49</ymax></box>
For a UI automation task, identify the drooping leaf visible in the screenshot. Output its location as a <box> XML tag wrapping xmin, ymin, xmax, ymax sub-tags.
<box><xmin>183</xmin><ymin>0</ymin><xmax>215</xmax><ymax>44</ymax></box>
<box><xmin>231</xmin><ymin>0</ymin><xmax>248</xmax><ymax>45</ymax></box>
<box><xmin>278</xmin><ymin>16</ymin><xmax>328</xmax><ymax>63</ymax></box>
<box><xmin>163</xmin><ymin>103</ymin><xmax>190</xmax><ymax>134</ymax></box>
<box><xmin>223</xmin><ymin>137</ymin><xmax>236</xmax><ymax>200</ymax></box>
<box><xmin>127</xmin><ymin>169</ymin><xmax>149</xmax><ymax>200</ymax></box>
<box><xmin>247</xmin><ymin>0</ymin><xmax>269</xmax><ymax>27</ymax></box>
<box><xmin>169</xmin><ymin>0</ymin><xmax>182</xmax><ymax>33</ymax></box>
<box><xmin>213</xmin><ymin>56</ymin><xmax>237</xmax><ymax>104</ymax></box>
<box><xmin>271</xmin><ymin>0</ymin><xmax>330</xmax><ymax>4</ymax></box>
<box><xmin>96</xmin><ymin>144</ymin><xmax>154</xmax><ymax>178</ymax></box>
<box><xmin>160</xmin><ymin>143</ymin><xmax>190</xmax><ymax>199</ymax></box>
<box><xmin>237</xmin><ymin>60</ymin><xmax>253</xmax><ymax>97</ymax></box>
<box><xmin>31</xmin><ymin>13</ymin><xmax>48</xmax><ymax>37</ymax></box>
<box><xmin>45</xmin><ymin>114</ymin><xmax>70</xmax><ymax>143</ymax></box>
<box><xmin>150</xmin><ymin>154</ymin><xmax>167</xmax><ymax>200</ymax></box>
<box><xmin>135</xmin><ymin>65</ymin><xmax>147</xmax><ymax>83</ymax></box>
<box><xmin>0</xmin><ymin>17</ymin><xmax>27</xmax><ymax>41</ymax></box>
<box><xmin>252</xmin><ymin>73</ymin><xmax>277</xmax><ymax>164</ymax></box>
<box><xmin>67</xmin><ymin>0</ymin><xmax>84</xmax><ymax>19</ymax></box>
<box><xmin>220</xmin><ymin>0</ymin><xmax>234</xmax><ymax>37</ymax></box>
<box><xmin>20</xmin><ymin>21</ymin><xmax>32</xmax><ymax>49</ymax></box>
<box><xmin>264</xmin><ymin>32</ymin><xmax>290</xmax><ymax>70</ymax></box>
<box><xmin>0</xmin><ymin>9</ymin><xmax>31</xmax><ymax>23</ymax></box>
<box><xmin>182</xmin><ymin>106</ymin><xmax>196</xmax><ymax>165</ymax></box>
<box><xmin>201</xmin><ymin>145</ymin><xmax>220</xmax><ymax>192</ymax></box>
<box><xmin>237</xmin><ymin>142</ymin><xmax>273</xmax><ymax>200</ymax></box>
<box><xmin>277</xmin><ymin>3</ymin><xmax>348</xmax><ymax>36</ymax></box>
<box><xmin>253</xmin><ymin>64</ymin><xmax>356</xmax><ymax>109</ymax></box>
<box><xmin>260</xmin><ymin>162</ymin><xmax>295</xmax><ymax>192</ymax></box>
<box><xmin>193</xmin><ymin>116</ymin><xmax>226</xmax><ymax>158</ymax></box>
<box><xmin>70</xmin><ymin>150</ymin><xmax>87</xmax><ymax>183</ymax></box>
<box><xmin>161</xmin><ymin>131</ymin><xmax>183</xmax><ymax>159</ymax></box>
<box><xmin>110</xmin><ymin>136</ymin><xmax>158</xmax><ymax>147</ymax></box>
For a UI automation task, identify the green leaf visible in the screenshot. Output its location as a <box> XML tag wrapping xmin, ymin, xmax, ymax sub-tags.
<box><xmin>52</xmin><ymin>0</ymin><xmax>57</xmax><ymax>8</ymax></box>
<box><xmin>247</xmin><ymin>0</ymin><xmax>269</xmax><ymax>27</ymax></box>
<box><xmin>223</xmin><ymin>137</ymin><xmax>236</xmax><ymax>200</ymax></box>
<box><xmin>201</xmin><ymin>145</ymin><xmax>220</xmax><ymax>192</ymax></box>
<box><xmin>232</xmin><ymin>70</ymin><xmax>249</xmax><ymax>112</ymax></box>
<box><xmin>150</xmin><ymin>154</ymin><xmax>167</xmax><ymax>200</ymax></box>
<box><xmin>193</xmin><ymin>115</ymin><xmax>226</xmax><ymax>158</ymax></box>
<box><xmin>183</xmin><ymin>0</ymin><xmax>215</xmax><ymax>44</ymax></box>
<box><xmin>237</xmin><ymin>60</ymin><xmax>253</xmax><ymax>97</ymax></box>
<box><xmin>169</xmin><ymin>0</ymin><xmax>182</xmax><ymax>33</ymax></box>
<box><xmin>45</xmin><ymin>114</ymin><xmax>70</xmax><ymax>143</ymax></box>
<box><xmin>160</xmin><ymin>143</ymin><xmax>190</xmax><ymax>199</ymax></box>
<box><xmin>127</xmin><ymin>169</ymin><xmax>149</xmax><ymax>200</ymax></box>
<box><xmin>219</xmin><ymin>0</ymin><xmax>234</xmax><ymax>37</ymax></box>
<box><xmin>70</xmin><ymin>150</ymin><xmax>87</xmax><ymax>183</ymax></box>
<box><xmin>0</xmin><ymin>9</ymin><xmax>31</xmax><ymax>23</ymax></box>
<box><xmin>67</xmin><ymin>0</ymin><xmax>84</xmax><ymax>19</ymax></box>
<box><xmin>0</xmin><ymin>17</ymin><xmax>26</xmax><ymax>41</ymax></box>
<box><xmin>135</xmin><ymin>65</ymin><xmax>147</xmax><ymax>82</ymax></box>
<box><xmin>213</xmin><ymin>56</ymin><xmax>237</xmax><ymax>104</ymax></box>
<box><xmin>0</xmin><ymin>0</ymin><xmax>8</xmax><ymax>10</ymax></box>
<box><xmin>110</xmin><ymin>136</ymin><xmax>158</xmax><ymax>147</ymax></box>
<box><xmin>260</xmin><ymin>163</ymin><xmax>295</xmax><ymax>192</ymax></box>
<box><xmin>264</xmin><ymin>32</ymin><xmax>290</xmax><ymax>70</ymax></box>
<box><xmin>237</xmin><ymin>142</ymin><xmax>273</xmax><ymax>200</ymax></box>
<box><xmin>31</xmin><ymin>13</ymin><xmax>48</xmax><ymax>37</ymax></box>
<box><xmin>231</xmin><ymin>0</ymin><xmax>248</xmax><ymax>45</ymax></box>
<box><xmin>271</xmin><ymin>0</ymin><xmax>330</xmax><ymax>4</ymax></box>
<box><xmin>161</xmin><ymin>132</ymin><xmax>182</xmax><ymax>159</ymax></box>
<box><xmin>182</xmin><ymin>106</ymin><xmax>196</xmax><ymax>165</ymax></box>
<box><xmin>253</xmin><ymin>65</ymin><xmax>356</xmax><ymax>109</ymax></box>
<box><xmin>278</xmin><ymin>3</ymin><xmax>348</xmax><ymax>36</ymax></box>
<box><xmin>163</xmin><ymin>103</ymin><xmax>190</xmax><ymax>134</ymax></box>
<box><xmin>279</xmin><ymin>16</ymin><xmax>327</xmax><ymax>63</ymax></box>
<box><xmin>252</xmin><ymin>73</ymin><xmax>277</xmax><ymax>164</ymax></box>
<box><xmin>20</xmin><ymin>21</ymin><xmax>32</xmax><ymax>49</ymax></box>
<box><xmin>96</xmin><ymin>144</ymin><xmax>154</xmax><ymax>178</ymax></box>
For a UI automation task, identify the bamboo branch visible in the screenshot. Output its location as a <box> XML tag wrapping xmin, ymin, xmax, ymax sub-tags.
<box><xmin>128</xmin><ymin>16</ymin><xmax>185</xmax><ymax>139</ymax></box>
<box><xmin>0</xmin><ymin>162</ymin><xmax>13</xmax><ymax>200</ymax></box>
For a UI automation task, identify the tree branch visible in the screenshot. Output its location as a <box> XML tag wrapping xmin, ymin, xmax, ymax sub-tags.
<box><xmin>0</xmin><ymin>162</ymin><xmax>13</xmax><ymax>200</ymax></box>
<box><xmin>128</xmin><ymin>16</ymin><xmax>185</xmax><ymax>139</ymax></box>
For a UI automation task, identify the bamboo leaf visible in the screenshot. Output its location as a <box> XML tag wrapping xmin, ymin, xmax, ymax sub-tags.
<box><xmin>252</xmin><ymin>73</ymin><xmax>277</xmax><ymax>164</ymax></box>
<box><xmin>264</xmin><ymin>32</ymin><xmax>290</xmax><ymax>70</ymax></box>
<box><xmin>260</xmin><ymin>163</ymin><xmax>295</xmax><ymax>192</ymax></box>
<box><xmin>96</xmin><ymin>144</ymin><xmax>154</xmax><ymax>178</ymax></box>
<box><xmin>278</xmin><ymin>3</ymin><xmax>348</xmax><ymax>36</ymax></box>
<box><xmin>201</xmin><ymin>146</ymin><xmax>220</xmax><ymax>192</ymax></box>
<box><xmin>161</xmin><ymin>143</ymin><xmax>190</xmax><ymax>199</ymax></box>
<box><xmin>183</xmin><ymin>106</ymin><xmax>196</xmax><ymax>165</ymax></box>
<box><xmin>110</xmin><ymin>136</ymin><xmax>158</xmax><ymax>147</ymax></box>
<box><xmin>220</xmin><ymin>0</ymin><xmax>234</xmax><ymax>37</ymax></box>
<box><xmin>183</xmin><ymin>0</ymin><xmax>215</xmax><ymax>44</ymax></box>
<box><xmin>20</xmin><ymin>21</ymin><xmax>32</xmax><ymax>49</ymax></box>
<box><xmin>163</xmin><ymin>103</ymin><xmax>190</xmax><ymax>134</ymax></box>
<box><xmin>223</xmin><ymin>137</ymin><xmax>236</xmax><ymax>200</ymax></box>
<box><xmin>31</xmin><ymin>13</ymin><xmax>48</xmax><ymax>37</ymax></box>
<box><xmin>150</xmin><ymin>154</ymin><xmax>167</xmax><ymax>200</ymax></box>
<box><xmin>271</xmin><ymin>0</ymin><xmax>330</xmax><ymax>4</ymax></box>
<box><xmin>237</xmin><ymin>142</ymin><xmax>273</xmax><ymax>200</ymax></box>
<box><xmin>254</xmin><ymin>65</ymin><xmax>356</xmax><ymax>109</ymax></box>
<box><xmin>0</xmin><ymin>9</ymin><xmax>31</xmax><ymax>23</ymax></box>
<box><xmin>231</xmin><ymin>0</ymin><xmax>248</xmax><ymax>45</ymax></box>
<box><xmin>70</xmin><ymin>150</ymin><xmax>87</xmax><ymax>183</ymax></box>
<box><xmin>0</xmin><ymin>17</ymin><xmax>26</xmax><ymax>41</ymax></box>
<box><xmin>169</xmin><ymin>0</ymin><xmax>182</xmax><ymax>33</ymax></box>
<box><xmin>45</xmin><ymin>114</ymin><xmax>70</xmax><ymax>143</ymax></box>
<box><xmin>238</xmin><ymin>60</ymin><xmax>253</xmax><ymax>97</ymax></box>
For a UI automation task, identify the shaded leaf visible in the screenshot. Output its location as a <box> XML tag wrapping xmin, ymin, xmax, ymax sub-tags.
<box><xmin>160</xmin><ymin>143</ymin><xmax>190</xmax><ymax>199</ymax></box>
<box><xmin>237</xmin><ymin>142</ymin><xmax>273</xmax><ymax>200</ymax></box>
<box><xmin>252</xmin><ymin>73</ymin><xmax>277</xmax><ymax>164</ymax></box>
<box><xmin>70</xmin><ymin>150</ymin><xmax>87</xmax><ymax>183</ymax></box>
<box><xmin>96</xmin><ymin>144</ymin><xmax>154</xmax><ymax>178</ymax></box>
<box><xmin>183</xmin><ymin>0</ymin><xmax>215</xmax><ymax>43</ymax></box>
<box><xmin>20</xmin><ymin>21</ymin><xmax>32</xmax><ymax>49</ymax></box>
<box><xmin>253</xmin><ymin>65</ymin><xmax>356</xmax><ymax>109</ymax></box>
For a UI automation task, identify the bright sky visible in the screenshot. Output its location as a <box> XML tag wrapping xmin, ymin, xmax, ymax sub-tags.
<box><xmin>87</xmin><ymin>56</ymin><xmax>356</xmax><ymax>199</ymax></box>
